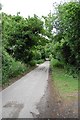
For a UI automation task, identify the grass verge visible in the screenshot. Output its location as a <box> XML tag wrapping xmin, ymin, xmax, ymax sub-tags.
<box><xmin>51</xmin><ymin>58</ymin><xmax>78</xmax><ymax>99</ymax></box>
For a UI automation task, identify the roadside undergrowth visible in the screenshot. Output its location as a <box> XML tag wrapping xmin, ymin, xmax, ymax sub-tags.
<box><xmin>51</xmin><ymin>58</ymin><xmax>78</xmax><ymax>100</ymax></box>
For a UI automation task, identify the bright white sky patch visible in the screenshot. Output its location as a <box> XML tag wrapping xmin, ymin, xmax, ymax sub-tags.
<box><xmin>0</xmin><ymin>0</ymin><xmax>70</xmax><ymax>17</ymax></box>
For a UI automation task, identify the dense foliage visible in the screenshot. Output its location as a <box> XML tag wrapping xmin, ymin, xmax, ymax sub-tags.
<box><xmin>2</xmin><ymin>13</ymin><xmax>48</xmax><ymax>84</ymax></box>
<box><xmin>1</xmin><ymin>1</ymin><xmax>80</xmax><ymax>85</ymax></box>
<box><xmin>2</xmin><ymin>50</ymin><xmax>27</xmax><ymax>84</ymax></box>
<box><xmin>2</xmin><ymin>13</ymin><xmax>47</xmax><ymax>63</ymax></box>
<box><xmin>50</xmin><ymin>1</ymin><xmax>80</xmax><ymax>77</ymax></box>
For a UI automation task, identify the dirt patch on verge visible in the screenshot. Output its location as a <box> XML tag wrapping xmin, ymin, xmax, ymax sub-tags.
<box><xmin>37</xmin><ymin>70</ymin><xmax>78</xmax><ymax>118</ymax></box>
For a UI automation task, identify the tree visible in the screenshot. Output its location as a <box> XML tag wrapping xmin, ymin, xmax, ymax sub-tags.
<box><xmin>2</xmin><ymin>13</ymin><xmax>47</xmax><ymax>63</ymax></box>
<box><xmin>42</xmin><ymin>12</ymin><xmax>56</xmax><ymax>39</ymax></box>
<box><xmin>52</xmin><ymin>1</ymin><xmax>80</xmax><ymax>76</ymax></box>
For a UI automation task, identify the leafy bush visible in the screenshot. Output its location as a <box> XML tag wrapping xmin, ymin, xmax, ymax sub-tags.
<box><xmin>51</xmin><ymin>58</ymin><xmax>64</xmax><ymax>68</ymax></box>
<box><xmin>2</xmin><ymin>50</ymin><xmax>27</xmax><ymax>84</ymax></box>
<box><xmin>36</xmin><ymin>59</ymin><xmax>44</xmax><ymax>64</ymax></box>
<box><xmin>29</xmin><ymin>60</ymin><xmax>36</xmax><ymax>66</ymax></box>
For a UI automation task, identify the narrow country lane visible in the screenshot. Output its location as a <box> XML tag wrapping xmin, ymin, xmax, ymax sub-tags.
<box><xmin>1</xmin><ymin>61</ymin><xmax>50</xmax><ymax>118</ymax></box>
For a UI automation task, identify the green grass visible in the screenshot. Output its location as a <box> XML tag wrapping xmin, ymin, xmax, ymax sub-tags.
<box><xmin>51</xmin><ymin>58</ymin><xmax>78</xmax><ymax>98</ymax></box>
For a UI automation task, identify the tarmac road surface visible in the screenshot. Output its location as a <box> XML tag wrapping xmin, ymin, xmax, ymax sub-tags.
<box><xmin>1</xmin><ymin>61</ymin><xmax>50</xmax><ymax>118</ymax></box>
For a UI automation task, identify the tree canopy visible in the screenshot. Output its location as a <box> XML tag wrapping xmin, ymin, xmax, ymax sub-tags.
<box><xmin>2</xmin><ymin>13</ymin><xmax>48</xmax><ymax>63</ymax></box>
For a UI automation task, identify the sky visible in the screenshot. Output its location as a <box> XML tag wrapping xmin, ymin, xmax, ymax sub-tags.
<box><xmin>0</xmin><ymin>0</ymin><xmax>69</xmax><ymax>18</ymax></box>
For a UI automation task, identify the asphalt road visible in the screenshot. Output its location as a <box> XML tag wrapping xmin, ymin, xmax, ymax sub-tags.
<box><xmin>1</xmin><ymin>61</ymin><xmax>50</xmax><ymax>118</ymax></box>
